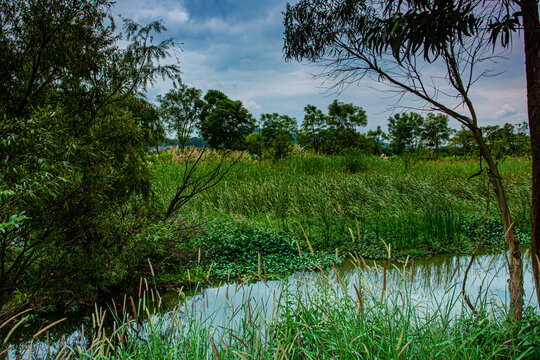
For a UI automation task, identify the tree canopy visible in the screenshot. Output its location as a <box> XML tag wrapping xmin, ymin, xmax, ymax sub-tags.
<box><xmin>261</xmin><ymin>113</ymin><xmax>298</xmax><ymax>159</ymax></box>
<box><xmin>158</xmin><ymin>84</ymin><xmax>205</xmax><ymax>151</ymax></box>
<box><xmin>0</xmin><ymin>0</ymin><xmax>180</xmax><ymax>311</ymax></box>
<box><xmin>198</xmin><ymin>90</ymin><xmax>255</xmax><ymax>150</ymax></box>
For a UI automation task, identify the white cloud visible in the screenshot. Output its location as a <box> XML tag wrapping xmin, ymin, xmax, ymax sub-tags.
<box><xmin>243</xmin><ymin>99</ymin><xmax>262</xmax><ymax>111</ymax></box>
<box><xmin>495</xmin><ymin>104</ymin><xmax>518</xmax><ymax>118</ymax></box>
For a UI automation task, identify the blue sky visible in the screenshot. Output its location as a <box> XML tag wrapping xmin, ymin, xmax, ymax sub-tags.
<box><xmin>114</xmin><ymin>0</ymin><xmax>527</xmax><ymax>132</ymax></box>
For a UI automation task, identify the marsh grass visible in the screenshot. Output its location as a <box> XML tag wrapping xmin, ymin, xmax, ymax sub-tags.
<box><xmin>6</xmin><ymin>254</ymin><xmax>539</xmax><ymax>359</ymax></box>
<box><xmin>150</xmin><ymin>153</ymin><xmax>531</xmax><ymax>258</ymax></box>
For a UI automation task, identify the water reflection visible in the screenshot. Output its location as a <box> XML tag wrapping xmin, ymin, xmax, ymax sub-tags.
<box><xmin>4</xmin><ymin>250</ymin><xmax>539</xmax><ymax>359</ymax></box>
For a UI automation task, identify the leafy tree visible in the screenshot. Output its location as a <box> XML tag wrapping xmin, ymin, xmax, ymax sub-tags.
<box><xmin>420</xmin><ymin>113</ymin><xmax>452</xmax><ymax>158</ymax></box>
<box><xmin>478</xmin><ymin>123</ymin><xmax>532</xmax><ymax>159</ymax></box>
<box><xmin>261</xmin><ymin>113</ymin><xmax>297</xmax><ymax>159</ymax></box>
<box><xmin>386</xmin><ymin>113</ymin><xmax>423</xmax><ymax>155</ymax></box>
<box><xmin>0</xmin><ymin>0</ymin><xmax>180</xmax><ymax>311</ymax></box>
<box><xmin>158</xmin><ymin>84</ymin><xmax>205</xmax><ymax>152</ymax></box>
<box><xmin>449</xmin><ymin>126</ymin><xmax>477</xmax><ymax>157</ymax></box>
<box><xmin>245</xmin><ymin>132</ymin><xmax>263</xmax><ymax>157</ymax></box>
<box><xmin>299</xmin><ymin>101</ymin><xmax>367</xmax><ymax>154</ymax></box>
<box><xmin>367</xmin><ymin>126</ymin><xmax>385</xmax><ymax>154</ymax></box>
<box><xmin>198</xmin><ymin>90</ymin><xmax>255</xmax><ymax>150</ymax></box>
<box><xmin>127</xmin><ymin>95</ymin><xmax>166</xmax><ymax>151</ymax></box>
<box><xmin>327</xmin><ymin>99</ymin><xmax>367</xmax><ymax>131</ymax></box>
<box><xmin>298</xmin><ymin>104</ymin><xmax>328</xmax><ymax>153</ymax></box>
<box><xmin>283</xmin><ymin>0</ymin><xmax>530</xmax><ymax>319</ymax></box>
<box><xmin>513</xmin><ymin>122</ymin><xmax>532</xmax><ymax>157</ymax></box>
<box><xmin>326</xmin><ymin>99</ymin><xmax>368</xmax><ymax>153</ymax></box>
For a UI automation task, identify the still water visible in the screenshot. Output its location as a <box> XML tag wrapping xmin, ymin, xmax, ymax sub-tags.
<box><xmin>3</xmin><ymin>250</ymin><xmax>539</xmax><ymax>358</ymax></box>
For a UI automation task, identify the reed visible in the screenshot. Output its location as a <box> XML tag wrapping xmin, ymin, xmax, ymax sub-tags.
<box><xmin>150</xmin><ymin>154</ymin><xmax>531</xmax><ymax>258</ymax></box>
<box><xmin>6</xmin><ymin>255</ymin><xmax>538</xmax><ymax>359</ymax></box>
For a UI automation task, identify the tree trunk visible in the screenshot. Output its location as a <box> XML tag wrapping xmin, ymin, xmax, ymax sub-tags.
<box><xmin>470</xmin><ymin>126</ymin><xmax>524</xmax><ymax>321</ymax></box>
<box><xmin>521</xmin><ymin>0</ymin><xmax>540</xmax><ymax>309</ymax></box>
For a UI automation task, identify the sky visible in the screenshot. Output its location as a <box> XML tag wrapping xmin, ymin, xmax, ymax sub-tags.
<box><xmin>113</xmin><ymin>0</ymin><xmax>528</xmax><ymax>132</ymax></box>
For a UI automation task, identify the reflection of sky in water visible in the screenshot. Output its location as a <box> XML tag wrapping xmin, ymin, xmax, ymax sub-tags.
<box><xmin>6</xmin><ymin>251</ymin><xmax>539</xmax><ymax>359</ymax></box>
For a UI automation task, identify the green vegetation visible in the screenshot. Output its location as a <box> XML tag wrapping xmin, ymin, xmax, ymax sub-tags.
<box><xmin>152</xmin><ymin>153</ymin><xmax>531</xmax><ymax>260</ymax></box>
<box><xmin>1</xmin><ymin>0</ymin><xmax>537</xmax><ymax>354</ymax></box>
<box><xmin>6</xmin><ymin>259</ymin><xmax>539</xmax><ymax>359</ymax></box>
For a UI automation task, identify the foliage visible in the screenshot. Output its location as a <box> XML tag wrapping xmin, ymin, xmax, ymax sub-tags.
<box><xmin>448</xmin><ymin>123</ymin><xmax>531</xmax><ymax>158</ymax></box>
<box><xmin>153</xmin><ymin>154</ymin><xmax>531</xmax><ymax>260</ymax></box>
<box><xmin>462</xmin><ymin>216</ymin><xmax>531</xmax><ymax>247</ymax></box>
<box><xmin>260</xmin><ymin>113</ymin><xmax>297</xmax><ymax>159</ymax></box>
<box><xmin>421</xmin><ymin>113</ymin><xmax>452</xmax><ymax>157</ymax></box>
<box><xmin>0</xmin><ymin>0</ymin><xmax>180</xmax><ymax>311</ymax></box>
<box><xmin>158</xmin><ymin>83</ymin><xmax>205</xmax><ymax>151</ymax></box>
<box><xmin>482</xmin><ymin>122</ymin><xmax>532</xmax><ymax>159</ymax></box>
<box><xmin>244</xmin><ymin>132</ymin><xmax>263</xmax><ymax>157</ymax></box>
<box><xmin>298</xmin><ymin>100</ymin><xmax>368</xmax><ymax>154</ymax></box>
<box><xmin>386</xmin><ymin>112</ymin><xmax>424</xmax><ymax>154</ymax></box>
<box><xmin>198</xmin><ymin>90</ymin><xmax>255</xmax><ymax>150</ymax></box>
<box><xmin>198</xmin><ymin>214</ymin><xmax>342</xmax><ymax>276</ymax></box>
<box><xmin>367</xmin><ymin>125</ymin><xmax>386</xmax><ymax>154</ymax></box>
<box><xmin>126</xmin><ymin>96</ymin><xmax>166</xmax><ymax>150</ymax></box>
<box><xmin>449</xmin><ymin>126</ymin><xmax>478</xmax><ymax>157</ymax></box>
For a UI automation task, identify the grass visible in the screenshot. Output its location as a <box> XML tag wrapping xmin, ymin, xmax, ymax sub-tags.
<box><xmin>150</xmin><ymin>151</ymin><xmax>531</xmax><ymax>259</ymax></box>
<box><xmin>6</xmin><ymin>254</ymin><xmax>539</xmax><ymax>359</ymax></box>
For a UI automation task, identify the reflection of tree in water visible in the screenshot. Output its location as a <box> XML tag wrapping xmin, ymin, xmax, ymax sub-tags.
<box><xmin>340</xmin><ymin>251</ymin><xmax>535</xmax><ymax>306</ymax></box>
<box><xmin>5</xmin><ymin>252</ymin><xmax>537</xmax><ymax>358</ymax></box>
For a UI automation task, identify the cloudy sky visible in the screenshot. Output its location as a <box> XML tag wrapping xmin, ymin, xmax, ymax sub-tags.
<box><xmin>113</xmin><ymin>0</ymin><xmax>527</xmax><ymax>131</ymax></box>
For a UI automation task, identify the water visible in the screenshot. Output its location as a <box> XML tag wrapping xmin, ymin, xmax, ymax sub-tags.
<box><xmin>3</xmin><ymin>250</ymin><xmax>539</xmax><ymax>358</ymax></box>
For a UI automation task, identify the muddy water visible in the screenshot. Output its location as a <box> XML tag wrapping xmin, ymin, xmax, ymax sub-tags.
<box><xmin>3</xmin><ymin>250</ymin><xmax>539</xmax><ymax>358</ymax></box>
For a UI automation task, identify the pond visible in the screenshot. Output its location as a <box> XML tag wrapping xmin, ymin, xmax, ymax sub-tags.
<box><xmin>3</xmin><ymin>249</ymin><xmax>539</xmax><ymax>359</ymax></box>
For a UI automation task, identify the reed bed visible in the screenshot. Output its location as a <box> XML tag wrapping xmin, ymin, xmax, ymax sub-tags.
<box><xmin>150</xmin><ymin>153</ymin><xmax>531</xmax><ymax>257</ymax></box>
<box><xmin>6</xmin><ymin>254</ymin><xmax>539</xmax><ymax>359</ymax></box>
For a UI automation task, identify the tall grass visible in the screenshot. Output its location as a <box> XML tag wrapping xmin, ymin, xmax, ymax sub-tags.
<box><xmin>6</xmin><ymin>255</ymin><xmax>539</xmax><ymax>359</ymax></box>
<box><xmin>150</xmin><ymin>152</ymin><xmax>531</xmax><ymax>258</ymax></box>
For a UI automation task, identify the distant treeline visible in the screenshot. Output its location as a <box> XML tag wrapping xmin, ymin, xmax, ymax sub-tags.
<box><xmin>155</xmin><ymin>84</ymin><xmax>531</xmax><ymax>159</ymax></box>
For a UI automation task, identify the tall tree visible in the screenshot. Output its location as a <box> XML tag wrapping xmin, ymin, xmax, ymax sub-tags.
<box><xmin>327</xmin><ymin>99</ymin><xmax>367</xmax><ymax>131</ymax></box>
<box><xmin>421</xmin><ymin>113</ymin><xmax>452</xmax><ymax>158</ymax></box>
<box><xmin>261</xmin><ymin>113</ymin><xmax>297</xmax><ymax>159</ymax></box>
<box><xmin>298</xmin><ymin>104</ymin><xmax>328</xmax><ymax>153</ymax></box>
<box><xmin>298</xmin><ymin>100</ymin><xmax>367</xmax><ymax>154</ymax></box>
<box><xmin>198</xmin><ymin>90</ymin><xmax>255</xmax><ymax>150</ymax></box>
<box><xmin>386</xmin><ymin>112</ymin><xmax>423</xmax><ymax>154</ymax></box>
<box><xmin>283</xmin><ymin>0</ymin><xmax>528</xmax><ymax>319</ymax></box>
<box><xmin>158</xmin><ymin>84</ymin><xmax>205</xmax><ymax>152</ymax></box>
<box><xmin>0</xmin><ymin>0</ymin><xmax>180</xmax><ymax>311</ymax></box>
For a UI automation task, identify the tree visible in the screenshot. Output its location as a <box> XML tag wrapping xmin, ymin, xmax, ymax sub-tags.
<box><xmin>283</xmin><ymin>0</ymin><xmax>527</xmax><ymax>319</ymax></box>
<box><xmin>386</xmin><ymin>112</ymin><xmax>423</xmax><ymax>154</ymax></box>
<box><xmin>127</xmin><ymin>95</ymin><xmax>166</xmax><ymax>151</ymax></box>
<box><xmin>0</xmin><ymin>0</ymin><xmax>180</xmax><ymax>312</ymax></box>
<box><xmin>158</xmin><ymin>84</ymin><xmax>205</xmax><ymax>152</ymax></box>
<box><xmin>367</xmin><ymin>125</ymin><xmax>386</xmax><ymax>154</ymax></box>
<box><xmin>298</xmin><ymin>100</ymin><xmax>367</xmax><ymax>154</ymax></box>
<box><xmin>326</xmin><ymin>99</ymin><xmax>368</xmax><ymax>153</ymax></box>
<box><xmin>245</xmin><ymin>132</ymin><xmax>263</xmax><ymax>157</ymax></box>
<box><xmin>421</xmin><ymin>113</ymin><xmax>452</xmax><ymax>158</ymax></box>
<box><xmin>450</xmin><ymin>126</ymin><xmax>477</xmax><ymax>157</ymax></box>
<box><xmin>261</xmin><ymin>113</ymin><xmax>297</xmax><ymax>159</ymax></box>
<box><xmin>198</xmin><ymin>90</ymin><xmax>255</xmax><ymax>150</ymax></box>
<box><xmin>298</xmin><ymin>104</ymin><xmax>328</xmax><ymax>153</ymax></box>
<box><xmin>327</xmin><ymin>99</ymin><xmax>367</xmax><ymax>131</ymax></box>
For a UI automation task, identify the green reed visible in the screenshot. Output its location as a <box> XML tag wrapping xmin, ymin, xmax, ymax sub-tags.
<box><xmin>8</xmin><ymin>254</ymin><xmax>538</xmax><ymax>359</ymax></box>
<box><xmin>150</xmin><ymin>153</ymin><xmax>531</xmax><ymax>258</ymax></box>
